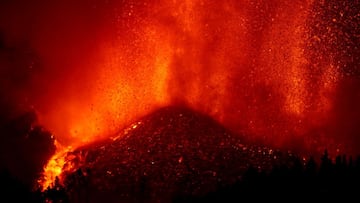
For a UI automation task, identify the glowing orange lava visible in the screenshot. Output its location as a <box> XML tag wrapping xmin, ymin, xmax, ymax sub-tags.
<box><xmin>38</xmin><ymin>141</ymin><xmax>74</xmax><ymax>189</ymax></box>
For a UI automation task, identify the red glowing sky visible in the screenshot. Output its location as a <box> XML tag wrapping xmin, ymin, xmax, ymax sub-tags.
<box><xmin>0</xmin><ymin>0</ymin><xmax>359</xmax><ymax>155</ymax></box>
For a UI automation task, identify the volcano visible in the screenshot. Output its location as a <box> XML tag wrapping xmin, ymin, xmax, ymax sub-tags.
<box><xmin>58</xmin><ymin>106</ymin><xmax>296</xmax><ymax>202</ymax></box>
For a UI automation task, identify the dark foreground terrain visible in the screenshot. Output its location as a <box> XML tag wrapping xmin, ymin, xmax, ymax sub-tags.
<box><xmin>1</xmin><ymin>106</ymin><xmax>360</xmax><ymax>202</ymax></box>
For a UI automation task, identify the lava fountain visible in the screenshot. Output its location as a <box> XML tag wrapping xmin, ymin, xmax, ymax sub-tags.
<box><xmin>0</xmin><ymin>0</ymin><xmax>357</xmax><ymax>189</ymax></box>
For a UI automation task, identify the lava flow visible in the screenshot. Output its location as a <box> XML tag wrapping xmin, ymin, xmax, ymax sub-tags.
<box><xmin>0</xmin><ymin>0</ymin><xmax>358</xmax><ymax>190</ymax></box>
<box><xmin>38</xmin><ymin>141</ymin><xmax>74</xmax><ymax>189</ymax></box>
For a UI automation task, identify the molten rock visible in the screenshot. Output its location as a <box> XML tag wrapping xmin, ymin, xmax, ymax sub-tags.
<box><xmin>62</xmin><ymin>106</ymin><xmax>293</xmax><ymax>202</ymax></box>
